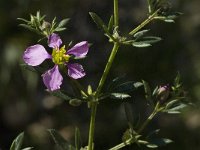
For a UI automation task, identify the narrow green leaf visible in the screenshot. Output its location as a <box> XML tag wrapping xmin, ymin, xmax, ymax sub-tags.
<box><xmin>10</xmin><ymin>132</ymin><xmax>24</xmax><ymax>150</ymax></box>
<box><xmin>89</xmin><ymin>12</ymin><xmax>107</xmax><ymax>31</ymax></box>
<box><xmin>166</xmin><ymin>15</ymin><xmax>178</xmax><ymax>20</ymax></box>
<box><xmin>146</xmin><ymin>138</ymin><xmax>173</xmax><ymax>148</ymax></box>
<box><xmin>89</xmin><ymin>12</ymin><xmax>115</xmax><ymax>41</ymax></box>
<box><xmin>48</xmin><ymin>129</ymin><xmax>75</xmax><ymax>150</ymax></box>
<box><xmin>165</xmin><ymin>99</ymin><xmax>179</xmax><ymax>109</ymax></box>
<box><xmin>20</xmin><ymin>64</ymin><xmax>37</xmax><ymax>73</ymax></box>
<box><xmin>165</xmin><ymin>110</ymin><xmax>181</xmax><ymax>114</ymax></box>
<box><xmin>169</xmin><ymin>103</ymin><xmax>187</xmax><ymax>111</ymax></box>
<box><xmin>113</xmin><ymin>81</ymin><xmax>143</xmax><ymax>93</ymax></box>
<box><xmin>19</xmin><ymin>24</ymin><xmax>42</xmax><ymax>35</ymax></box>
<box><xmin>36</xmin><ymin>11</ymin><xmax>41</xmax><ymax>20</ymax></box>
<box><xmin>146</xmin><ymin>143</ymin><xmax>158</xmax><ymax>148</ymax></box>
<box><xmin>40</xmin><ymin>14</ymin><xmax>46</xmax><ymax>21</ymax></box>
<box><xmin>174</xmin><ymin>72</ymin><xmax>181</xmax><ymax>87</ymax></box>
<box><xmin>152</xmin><ymin>86</ymin><xmax>159</xmax><ymax>96</ymax></box>
<box><xmin>58</xmin><ymin>18</ymin><xmax>70</xmax><ymax>28</ymax></box>
<box><xmin>124</xmin><ymin>103</ymin><xmax>134</xmax><ymax>129</ymax></box>
<box><xmin>133</xmin><ymin>30</ymin><xmax>149</xmax><ymax>38</ymax></box>
<box><xmin>134</xmin><ymin>82</ymin><xmax>144</xmax><ymax>88</ymax></box>
<box><xmin>146</xmin><ymin>129</ymin><xmax>160</xmax><ymax>139</ymax></box>
<box><xmin>69</xmin><ymin>99</ymin><xmax>82</xmax><ymax>107</ymax></box>
<box><xmin>107</xmin><ymin>76</ymin><xmax>126</xmax><ymax>91</ymax></box>
<box><xmin>108</xmin><ymin>15</ymin><xmax>114</xmax><ymax>32</ymax></box>
<box><xmin>142</xmin><ymin>80</ymin><xmax>152</xmax><ymax>100</ymax></box>
<box><xmin>21</xmin><ymin>147</ymin><xmax>34</xmax><ymax>150</ymax></box>
<box><xmin>19</xmin><ymin>24</ymin><xmax>34</xmax><ymax>30</ymax></box>
<box><xmin>55</xmin><ymin>27</ymin><xmax>67</xmax><ymax>32</ymax></box>
<box><xmin>132</xmin><ymin>42</ymin><xmax>152</xmax><ymax>48</ymax></box>
<box><xmin>142</xmin><ymin>36</ymin><xmax>162</xmax><ymax>44</ymax></box>
<box><xmin>20</xmin><ymin>63</ymin><xmax>45</xmax><ymax>74</ymax></box>
<box><xmin>48</xmin><ymin>90</ymin><xmax>72</xmax><ymax>101</ymax></box>
<box><xmin>110</xmin><ymin>93</ymin><xmax>131</xmax><ymax>99</ymax></box>
<box><xmin>164</xmin><ymin>19</ymin><xmax>175</xmax><ymax>23</ymax></box>
<box><xmin>17</xmin><ymin>18</ymin><xmax>29</xmax><ymax>23</ymax></box>
<box><xmin>52</xmin><ymin>17</ymin><xmax>57</xmax><ymax>25</ymax></box>
<box><xmin>147</xmin><ymin>0</ymin><xmax>153</xmax><ymax>14</ymax></box>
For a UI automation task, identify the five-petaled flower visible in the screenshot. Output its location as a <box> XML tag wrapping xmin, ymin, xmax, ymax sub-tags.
<box><xmin>23</xmin><ymin>33</ymin><xmax>89</xmax><ymax>91</ymax></box>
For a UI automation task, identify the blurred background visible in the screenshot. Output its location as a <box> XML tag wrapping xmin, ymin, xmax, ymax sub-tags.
<box><xmin>0</xmin><ymin>0</ymin><xmax>200</xmax><ymax>149</ymax></box>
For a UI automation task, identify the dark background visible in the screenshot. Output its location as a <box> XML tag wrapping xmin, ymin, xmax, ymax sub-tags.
<box><xmin>1</xmin><ymin>0</ymin><xmax>200</xmax><ymax>149</ymax></box>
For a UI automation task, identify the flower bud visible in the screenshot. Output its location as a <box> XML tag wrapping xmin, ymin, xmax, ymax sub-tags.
<box><xmin>157</xmin><ymin>85</ymin><xmax>170</xmax><ymax>103</ymax></box>
<box><xmin>41</xmin><ymin>21</ymin><xmax>51</xmax><ymax>30</ymax></box>
<box><xmin>69</xmin><ymin>99</ymin><xmax>82</xmax><ymax>107</ymax></box>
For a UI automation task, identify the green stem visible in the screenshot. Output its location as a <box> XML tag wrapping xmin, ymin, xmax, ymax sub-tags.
<box><xmin>95</xmin><ymin>43</ymin><xmax>120</xmax><ymax>96</ymax></box>
<box><xmin>95</xmin><ymin>0</ymin><xmax>119</xmax><ymax>97</ymax></box>
<box><xmin>88</xmin><ymin>102</ymin><xmax>98</xmax><ymax>150</ymax></box>
<box><xmin>88</xmin><ymin>1</ymin><xmax>120</xmax><ymax>149</ymax></box>
<box><xmin>137</xmin><ymin>102</ymin><xmax>160</xmax><ymax>133</ymax></box>
<box><xmin>114</xmin><ymin>0</ymin><xmax>119</xmax><ymax>27</ymax></box>
<box><xmin>137</xmin><ymin>109</ymin><xmax>157</xmax><ymax>134</ymax></box>
<box><xmin>129</xmin><ymin>9</ymin><xmax>160</xmax><ymax>35</ymax></box>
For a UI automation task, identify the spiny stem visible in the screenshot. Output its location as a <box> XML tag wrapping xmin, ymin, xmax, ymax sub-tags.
<box><xmin>129</xmin><ymin>9</ymin><xmax>160</xmax><ymax>35</ymax></box>
<box><xmin>87</xmin><ymin>1</ymin><xmax>120</xmax><ymax>150</ymax></box>
<box><xmin>95</xmin><ymin>43</ymin><xmax>120</xmax><ymax>96</ymax></box>
<box><xmin>95</xmin><ymin>0</ymin><xmax>120</xmax><ymax>96</ymax></box>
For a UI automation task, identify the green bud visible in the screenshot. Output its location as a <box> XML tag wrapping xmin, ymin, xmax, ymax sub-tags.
<box><xmin>87</xmin><ymin>85</ymin><xmax>93</xmax><ymax>95</ymax></box>
<box><xmin>41</xmin><ymin>21</ymin><xmax>51</xmax><ymax>30</ymax></box>
<box><xmin>69</xmin><ymin>99</ymin><xmax>82</xmax><ymax>107</ymax></box>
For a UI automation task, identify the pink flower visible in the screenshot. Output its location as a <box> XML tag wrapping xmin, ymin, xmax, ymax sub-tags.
<box><xmin>23</xmin><ymin>33</ymin><xmax>89</xmax><ymax>91</ymax></box>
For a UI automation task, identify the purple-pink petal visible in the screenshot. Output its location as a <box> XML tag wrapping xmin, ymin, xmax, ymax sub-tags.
<box><xmin>23</xmin><ymin>44</ymin><xmax>51</xmax><ymax>66</ymax></box>
<box><xmin>42</xmin><ymin>65</ymin><xmax>63</xmax><ymax>91</ymax></box>
<box><xmin>67</xmin><ymin>63</ymin><xmax>86</xmax><ymax>79</ymax></box>
<box><xmin>48</xmin><ymin>33</ymin><xmax>62</xmax><ymax>49</ymax></box>
<box><xmin>67</xmin><ymin>41</ymin><xmax>89</xmax><ymax>58</ymax></box>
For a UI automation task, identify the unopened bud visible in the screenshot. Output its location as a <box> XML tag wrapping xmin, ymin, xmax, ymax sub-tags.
<box><xmin>41</xmin><ymin>21</ymin><xmax>51</xmax><ymax>30</ymax></box>
<box><xmin>157</xmin><ymin>85</ymin><xmax>170</xmax><ymax>103</ymax></box>
<box><xmin>69</xmin><ymin>99</ymin><xmax>82</xmax><ymax>107</ymax></box>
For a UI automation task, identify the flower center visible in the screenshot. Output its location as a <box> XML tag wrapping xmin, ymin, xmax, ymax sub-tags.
<box><xmin>52</xmin><ymin>46</ymin><xmax>70</xmax><ymax>65</ymax></box>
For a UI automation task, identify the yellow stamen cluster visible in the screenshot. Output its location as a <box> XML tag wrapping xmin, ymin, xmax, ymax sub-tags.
<box><xmin>52</xmin><ymin>46</ymin><xmax>70</xmax><ymax>65</ymax></box>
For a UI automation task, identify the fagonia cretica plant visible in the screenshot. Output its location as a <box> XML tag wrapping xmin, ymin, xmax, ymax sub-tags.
<box><xmin>11</xmin><ymin>0</ymin><xmax>190</xmax><ymax>150</ymax></box>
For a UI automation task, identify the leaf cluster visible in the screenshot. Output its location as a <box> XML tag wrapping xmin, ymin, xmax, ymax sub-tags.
<box><xmin>89</xmin><ymin>12</ymin><xmax>162</xmax><ymax>48</ymax></box>
<box><xmin>121</xmin><ymin>128</ymin><xmax>173</xmax><ymax>149</ymax></box>
<box><xmin>118</xmin><ymin>74</ymin><xmax>190</xmax><ymax>149</ymax></box>
<box><xmin>143</xmin><ymin>73</ymin><xmax>189</xmax><ymax>114</ymax></box>
<box><xmin>147</xmin><ymin>0</ymin><xmax>182</xmax><ymax>23</ymax></box>
<box><xmin>18</xmin><ymin>11</ymin><xmax>70</xmax><ymax>38</ymax></box>
<box><xmin>128</xmin><ymin>30</ymin><xmax>162</xmax><ymax>48</ymax></box>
